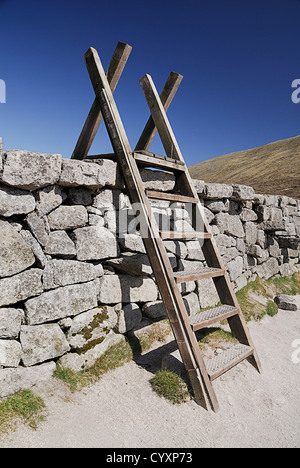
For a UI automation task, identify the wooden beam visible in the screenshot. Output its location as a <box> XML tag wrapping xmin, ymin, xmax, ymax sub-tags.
<box><xmin>135</xmin><ymin>71</ymin><xmax>183</xmax><ymax>152</ymax></box>
<box><xmin>139</xmin><ymin>74</ymin><xmax>184</xmax><ymax>160</ymax></box>
<box><xmin>71</xmin><ymin>42</ymin><xmax>132</xmax><ymax>160</ymax></box>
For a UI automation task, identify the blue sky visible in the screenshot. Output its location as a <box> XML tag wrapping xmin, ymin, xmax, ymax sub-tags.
<box><xmin>0</xmin><ymin>0</ymin><xmax>300</xmax><ymax>166</ymax></box>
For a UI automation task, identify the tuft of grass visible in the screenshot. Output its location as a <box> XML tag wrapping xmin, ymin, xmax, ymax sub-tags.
<box><xmin>0</xmin><ymin>389</ymin><xmax>46</xmax><ymax>433</ymax></box>
<box><xmin>236</xmin><ymin>273</ymin><xmax>300</xmax><ymax>322</ymax></box>
<box><xmin>266</xmin><ymin>300</ymin><xmax>278</xmax><ymax>317</ymax></box>
<box><xmin>198</xmin><ymin>327</ymin><xmax>237</xmax><ymax>350</ymax></box>
<box><xmin>267</xmin><ymin>273</ymin><xmax>300</xmax><ymax>296</ymax></box>
<box><xmin>151</xmin><ymin>370</ymin><xmax>190</xmax><ymax>405</ymax></box>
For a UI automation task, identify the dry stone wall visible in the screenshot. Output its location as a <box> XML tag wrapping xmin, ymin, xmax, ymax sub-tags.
<box><xmin>0</xmin><ymin>149</ymin><xmax>299</xmax><ymax>397</ymax></box>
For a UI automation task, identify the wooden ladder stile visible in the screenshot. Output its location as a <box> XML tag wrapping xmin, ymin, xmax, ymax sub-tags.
<box><xmin>73</xmin><ymin>43</ymin><xmax>262</xmax><ymax>412</ymax></box>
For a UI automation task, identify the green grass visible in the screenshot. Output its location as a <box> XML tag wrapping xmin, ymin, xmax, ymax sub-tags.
<box><xmin>198</xmin><ymin>327</ymin><xmax>237</xmax><ymax>350</ymax></box>
<box><xmin>0</xmin><ymin>389</ymin><xmax>46</xmax><ymax>434</ymax></box>
<box><xmin>265</xmin><ymin>300</ymin><xmax>278</xmax><ymax>317</ymax></box>
<box><xmin>151</xmin><ymin>370</ymin><xmax>190</xmax><ymax>405</ymax></box>
<box><xmin>236</xmin><ymin>273</ymin><xmax>300</xmax><ymax>322</ymax></box>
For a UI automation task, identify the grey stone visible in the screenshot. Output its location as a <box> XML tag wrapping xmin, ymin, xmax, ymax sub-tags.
<box><xmin>44</xmin><ymin>231</ymin><xmax>76</xmax><ymax>258</ymax></box>
<box><xmin>66</xmin><ymin>306</ymin><xmax>118</xmax><ymax>351</ymax></box>
<box><xmin>36</xmin><ymin>185</ymin><xmax>67</xmax><ymax>216</ymax></box>
<box><xmin>236</xmin><ymin>238</ymin><xmax>246</xmax><ymax>253</ymax></box>
<box><xmin>0</xmin><ymin>308</ymin><xmax>24</xmax><ymax>338</ymax></box>
<box><xmin>1</xmin><ymin>150</ymin><xmax>62</xmax><ymax>190</ymax></box>
<box><xmin>140</xmin><ymin>168</ymin><xmax>175</xmax><ymax>192</ymax></box>
<box><xmin>74</xmin><ymin>226</ymin><xmax>119</xmax><ymax>261</ymax></box>
<box><xmin>215</xmin><ymin>233</ymin><xmax>236</xmax><ymax>248</ymax></box>
<box><xmin>20</xmin><ymin>324</ymin><xmax>70</xmax><ymax>367</ymax></box>
<box><xmin>257</xmin><ymin>229</ymin><xmax>268</xmax><ymax>249</ymax></box>
<box><xmin>183</xmin><ymin>292</ymin><xmax>200</xmax><ymax>315</ymax></box>
<box><xmin>88</xmin><ymin>213</ymin><xmax>105</xmax><ymax>227</ymax></box>
<box><xmin>268</xmin><ymin>237</ymin><xmax>280</xmax><ymax>258</ymax></box>
<box><xmin>186</xmin><ymin>240</ymin><xmax>205</xmax><ymax>261</ymax></box>
<box><xmin>58</xmin><ymin>331</ymin><xmax>124</xmax><ymax>372</ymax></box>
<box><xmin>142</xmin><ymin>301</ymin><xmax>167</xmax><ymax>319</ymax></box>
<box><xmin>105</xmin><ymin>253</ymin><xmax>152</xmax><ymax>276</ymax></box>
<box><xmin>48</xmin><ymin>205</ymin><xmax>88</xmax><ymax>230</ymax></box>
<box><xmin>240</xmin><ymin>208</ymin><xmax>258</xmax><ymax>222</ymax></box>
<box><xmin>0</xmin><ymin>340</ymin><xmax>22</xmax><ymax>367</ymax></box>
<box><xmin>25</xmin><ymin>280</ymin><xmax>99</xmax><ymax>325</ymax></box>
<box><xmin>257</xmin><ymin>205</ymin><xmax>270</xmax><ymax>221</ymax></box>
<box><xmin>26</xmin><ymin>212</ymin><xmax>49</xmax><ymax>247</ymax></box>
<box><xmin>259</xmin><ymin>220</ymin><xmax>285</xmax><ymax>231</ymax></box>
<box><xmin>114</xmin><ymin>303</ymin><xmax>143</xmax><ymax>334</ymax></box>
<box><xmin>222</xmin><ymin>246</ymin><xmax>240</xmax><ymax>263</ymax></box>
<box><xmin>59</xmin><ymin>158</ymin><xmax>121</xmax><ymax>189</ymax></box>
<box><xmin>205</xmin><ymin>200</ymin><xmax>226</xmax><ymax>213</ymax></box>
<box><xmin>214</xmin><ymin>213</ymin><xmax>244</xmax><ymax>238</ymax></box>
<box><xmin>98</xmin><ymin>274</ymin><xmax>158</xmax><ymax>304</ymax></box>
<box><xmin>0</xmin><ymin>220</ymin><xmax>35</xmax><ymax>277</ymax></box>
<box><xmin>59</xmin><ymin>159</ymin><xmax>103</xmax><ymax>188</ymax></box>
<box><xmin>274</xmin><ymin>294</ymin><xmax>298</xmax><ymax>311</ymax></box>
<box><xmin>256</xmin><ymin>257</ymin><xmax>279</xmax><ymax>280</ymax></box>
<box><xmin>0</xmin><ymin>269</ymin><xmax>43</xmax><ymax>307</ymax></box>
<box><xmin>164</xmin><ymin>240</ymin><xmax>187</xmax><ymax>259</ymax></box>
<box><xmin>197</xmin><ymin>278</ymin><xmax>220</xmax><ymax>309</ymax></box>
<box><xmin>231</xmin><ymin>184</ymin><xmax>255</xmax><ymax>201</ymax></box>
<box><xmin>244</xmin><ymin>222</ymin><xmax>258</xmax><ymax>245</ymax></box>
<box><xmin>0</xmin><ymin>362</ymin><xmax>56</xmax><ymax>398</ymax></box>
<box><xmin>178</xmin><ymin>259</ymin><xmax>204</xmax><ymax>272</ymax></box>
<box><xmin>92</xmin><ymin>188</ymin><xmax>118</xmax><ymax>210</ymax></box>
<box><xmin>246</xmin><ymin>244</ymin><xmax>263</xmax><ymax>258</ymax></box>
<box><xmin>192</xmin><ymin>179</ymin><xmax>205</xmax><ymax>194</ymax></box>
<box><xmin>0</xmin><ymin>184</ymin><xmax>35</xmax><ymax>217</ymax></box>
<box><xmin>118</xmin><ymin>234</ymin><xmax>146</xmax><ymax>253</ymax></box>
<box><xmin>227</xmin><ymin>256</ymin><xmax>244</xmax><ymax>282</ymax></box>
<box><xmin>43</xmin><ymin>259</ymin><xmax>98</xmax><ymax>290</ymax></box>
<box><xmin>204</xmin><ymin>183</ymin><xmax>233</xmax><ymax>199</ymax></box>
<box><xmin>20</xmin><ymin>230</ymin><xmax>47</xmax><ymax>268</ymax></box>
<box><xmin>203</xmin><ymin>207</ymin><xmax>215</xmax><ymax>224</ymax></box>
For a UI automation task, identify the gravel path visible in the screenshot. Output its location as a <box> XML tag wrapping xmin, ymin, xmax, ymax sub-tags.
<box><xmin>1</xmin><ymin>298</ymin><xmax>300</xmax><ymax>448</ymax></box>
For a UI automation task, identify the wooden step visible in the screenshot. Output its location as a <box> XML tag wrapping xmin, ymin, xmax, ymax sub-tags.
<box><xmin>134</xmin><ymin>151</ymin><xmax>186</xmax><ymax>172</ymax></box>
<box><xmin>146</xmin><ymin>190</ymin><xmax>198</xmax><ymax>204</ymax></box>
<box><xmin>189</xmin><ymin>305</ymin><xmax>239</xmax><ymax>331</ymax></box>
<box><xmin>205</xmin><ymin>344</ymin><xmax>254</xmax><ymax>381</ymax></box>
<box><xmin>174</xmin><ymin>267</ymin><xmax>225</xmax><ymax>283</ymax></box>
<box><xmin>160</xmin><ymin>231</ymin><xmax>211</xmax><ymax>240</ymax></box>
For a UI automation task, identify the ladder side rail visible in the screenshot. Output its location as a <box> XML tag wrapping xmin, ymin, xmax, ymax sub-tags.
<box><xmin>135</xmin><ymin>71</ymin><xmax>183</xmax><ymax>152</ymax></box>
<box><xmin>72</xmin><ymin>42</ymin><xmax>132</xmax><ymax>160</ymax></box>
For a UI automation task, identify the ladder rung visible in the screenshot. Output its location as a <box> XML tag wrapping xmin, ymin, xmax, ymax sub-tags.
<box><xmin>174</xmin><ymin>267</ymin><xmax>225</xmax><ymax>283</ymax></box>
<box><xmin>205</xmin><ymin>344</ymin><xmax>254</xmax><ymax>381</ymax></box>
<box><xmin>160</xmin><ymin>231</ymin><xmax>211</xmax><ymax>240</ymax></box>
<box><xmin>189</xmin><ymin>305</ymin><xmax>239</xmax><ymax>331</ymax></box>
<box><xmin>146</xmin><ymin>190</ymin><xmax>199</xmax><ymax>204</ymax></box>
<box><xmin>134</xmin><ymin>152</ymin><xmax>186</xmax><ymax>172</ymax></box>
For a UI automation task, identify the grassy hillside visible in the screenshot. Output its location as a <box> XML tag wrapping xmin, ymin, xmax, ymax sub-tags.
<box><xmin>189</xmin><ymin>135</ymin><xmax>300</xmax><ymax>199</ymax></box>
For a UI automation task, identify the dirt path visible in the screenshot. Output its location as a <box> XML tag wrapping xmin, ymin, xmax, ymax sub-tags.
<box><xmin>1</xmin><ymin>298</ymin><xmax>300</xmax><ymax>448</ymax></box>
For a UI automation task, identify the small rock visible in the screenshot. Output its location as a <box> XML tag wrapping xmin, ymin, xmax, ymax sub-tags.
<box><xmin>274</xmin><ymin>295</ymin><xmax>298</xmax><ymax>311</ymax></box>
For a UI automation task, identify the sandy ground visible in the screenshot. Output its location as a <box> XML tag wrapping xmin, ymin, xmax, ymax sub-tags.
<box><xmin>0</xmin><ymin>297</ymin><xmax>300</xmax><ymax>448</ymax></box>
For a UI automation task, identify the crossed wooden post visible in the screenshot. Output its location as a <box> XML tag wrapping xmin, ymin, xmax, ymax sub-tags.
<box><xmin>72</xmin><ymin>42</ymin><xmax>183</xmax><ymax>160</ymax></box>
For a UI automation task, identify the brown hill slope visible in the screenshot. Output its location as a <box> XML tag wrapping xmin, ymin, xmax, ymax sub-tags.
<box><xmin>189</xmin><ymin>135</ymin><xmax>300</xmax><ymax>199</ymax></box>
